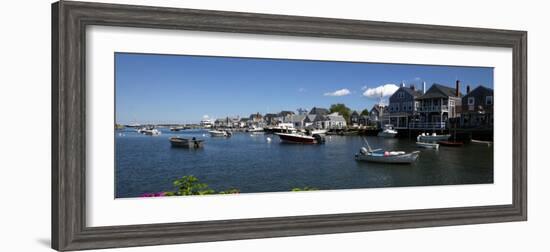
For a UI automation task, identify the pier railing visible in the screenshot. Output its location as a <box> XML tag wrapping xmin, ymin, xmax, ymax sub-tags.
<box><xmin>408</xmin><ymin>122</ymin><xmax>447</xmax><ymax>129</ymax></box>
<box><xmin>417</xmin><ymin>105</ymin><xmax>448</xmax><ymax>112</ymax></box>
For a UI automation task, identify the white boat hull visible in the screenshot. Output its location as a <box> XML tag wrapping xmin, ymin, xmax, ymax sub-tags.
<box><xmin>417</xmin><ymin>134</ymin><xmax>450</xmax><ymax>142</ymax></box>
<box><xmin>209</xmin><ymin>130</ymin><xmax>229</xmax><ymax>137</ymax></box>
<box><xmin>311</xmin><ymin>129</ymin><xmax>328</xmax><ymax>135</ymax></box>
<box><xmin>416</xmin><ymin>142</ymin><xmax>439</xmax><ymax>149</ymax></box>
<box><xmin>355</xmin><ymin>151</ymin><xmax>419</xmax><ymax>164</ymax></box>
<box><xmin>378</xmin><ymin>131</ymin><xmax>397</xmax><ymax>137</ymax></box>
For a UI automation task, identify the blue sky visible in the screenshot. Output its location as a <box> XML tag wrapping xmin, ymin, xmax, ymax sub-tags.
<box><xmin>115</xmin><ymin>53</ymin><xmax>493</xmax><ymax>124</ymax></box>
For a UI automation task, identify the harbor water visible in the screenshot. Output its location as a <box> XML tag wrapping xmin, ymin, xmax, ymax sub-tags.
<box><xmin>116</xmin><ymin>129</ymin><xmax>493</xmax><ymax>198</ymax></box>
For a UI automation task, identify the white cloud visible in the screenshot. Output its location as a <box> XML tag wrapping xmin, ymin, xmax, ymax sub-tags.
<box><xmin>202</xmin><ymin>115</ymin><xmax>210</xmax><ymax>119</ymax></box>
<box><xmin>324</xmin><ymin>88</ymin><xmax>351</xmax><ymax>97</ymax></box>
<box><xmin>362</xmin><ymin>84</ymin><xmax>399</xmax><ymax>98</ymax></box>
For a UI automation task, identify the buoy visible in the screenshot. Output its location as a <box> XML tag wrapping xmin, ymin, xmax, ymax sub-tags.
<box><xmin>266</xmin><ymin>137</ymin><xmax>272</xmax><ymax>143</ymax></box>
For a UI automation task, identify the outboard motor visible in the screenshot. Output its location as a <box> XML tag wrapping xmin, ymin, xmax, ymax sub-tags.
<box><xmin>312</xmin><ymin>134</ymin><xmax>325</xmax><ymax>144</ymax></box>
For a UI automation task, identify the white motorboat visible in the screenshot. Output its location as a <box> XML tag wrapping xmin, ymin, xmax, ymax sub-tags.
<box><xmin>142</xmin><ymin>128</ymin><xmax>161</xmax><ymax>136</ymax></box>
<box><xmin>246</xmin><ymin>126</ymin><xmax>264</xmax><ymax>133</ymax></box>
<box><xmin>416</xmin><ymin>141</ymin><xmax>439</xmax><ymax>149</ymax></box>
<box><xmin>209</xmin><ymin>130</ymin><xmax>231</xmax><ymax>137</ymax></box>
<box><xmin>378</xmin><ymin>124</ymin><xmax>398</xmax><ymax>138</ymax></box>
<box><xmin>265</xmin><ymin>123</ymin><xmax>297</xmax><ymax>134</ymax></box>
<box><xmin>417</xmin><ymin>133</ymin><xmax>450</xmax><ymax>142</ymax></box>
<box><xmin>310</xmin><ymin>129</ymin><xmax>328</xmax><ymax>135</ymax></box>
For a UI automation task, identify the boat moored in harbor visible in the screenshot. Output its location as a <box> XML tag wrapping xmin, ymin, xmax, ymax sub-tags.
<box><xmin>169</xmin><ymin>137</ymin><xmax>204</xmax><ymax>148</ymax></box>
<box><xmin>209</xmin><ymin>130</ymin><xmax>232</xmax><ymax>137</ymax></box>
<box><xmin>377</xmin><ymin>124</ymin><xmax>398</xmax><ymax>138</ymax></box>
<box><xmin>142</xmin><ymin>128</ymin><xmax>161</xmax><ymax>136</ymax></box>
<box><xmin>416</xmin><ymin>141</ymin><xmax>439</xmax><ymax>149</ymax></box>
<box><xmin>275</xmin><ymin>132</ymin><xmax>325</xmax><ymax>144</ymax></box>
<box><xmin>355</xmin><ymin>137</ymin><xmax>419</xmax><ymax>164</ymax></box>
<box><xmin>417</xmin><ymin>132</ymin><xmax>450</xmax><ymax>142</ymax></box>
<box><xmin>265</xmin><ymin>123</ymin><xmax>296</xmax><ymax>134</ymax></box>
<box><xmin>437</xmin><ymin>140</ymin><xmax>464</xmax><ymax>147</ymax></box>
<box><xmin>170</xmin><ymin>126</ymin><xmax>184</xmax><ymax>131</ymax></box>
<box><xmin>246</xmin><ymin>126</ymin><xmax>264</xmax><ymax>133</ymax></box>
<box><xmin>137</xmin><ymin>126</ymin><xmax>161</xmax><ymax>136</ymax></box>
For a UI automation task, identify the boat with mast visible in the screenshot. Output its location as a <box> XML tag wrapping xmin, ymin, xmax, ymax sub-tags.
<box><xmin>355</xmin><ymin>137</ymin><xmax>419</xmax><ymax>164</ymax></box>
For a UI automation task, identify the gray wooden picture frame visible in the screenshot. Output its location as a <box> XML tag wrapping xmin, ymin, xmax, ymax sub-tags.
<box><xmin>52</xmin><ymin>1</ymin><xmax>527</xmax><ymax>251</ymax></box>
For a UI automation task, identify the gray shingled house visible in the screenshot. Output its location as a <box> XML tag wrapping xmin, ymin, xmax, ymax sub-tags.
<box><xmin>460</xmin><ymin>85</ymin><xmax>493</xmax><ymax>128</ymax></box>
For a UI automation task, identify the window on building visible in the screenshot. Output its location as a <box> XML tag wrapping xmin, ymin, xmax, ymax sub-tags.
<box><xmin>468</xmin><ymin>97</ymin><xmax>475</xmax><ymax>105</ymax></box>
<box><xmin>486</xmin><ymin>96</ymin><xmax>493</xmax><ymax>105</ymax></box>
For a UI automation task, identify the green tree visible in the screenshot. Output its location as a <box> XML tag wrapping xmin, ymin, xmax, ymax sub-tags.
<box><xmin>329</xmin><ymin>103</ymin><xmax>352</xmax><ymax>123</ymax></box>
<box><xmin>360</xmin><ymin>108</ymin><xmax>370</xmax><ymax>116</ymax></box>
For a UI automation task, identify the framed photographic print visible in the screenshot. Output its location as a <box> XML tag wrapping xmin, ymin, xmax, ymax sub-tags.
<box><xmin>52</xmin><ymin>1</ymin><xmax>527</xmax><ymax>251</ymax></box>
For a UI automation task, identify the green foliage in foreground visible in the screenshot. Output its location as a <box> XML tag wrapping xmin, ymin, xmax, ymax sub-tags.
<box><xmin>144</xmin><ymin>175</ymin><xmax>318</xmax><ymax>197</ymax></box>
<box><xmin>171</xmin><ymin>175</ymin><xmax>216</xmax><ymax>195</ymax></box>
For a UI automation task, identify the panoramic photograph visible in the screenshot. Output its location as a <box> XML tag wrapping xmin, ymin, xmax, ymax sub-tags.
<box><xmin>114</xmin><ymin>52</ymin><xmax>494</xmax><ymax>199</ymax></box>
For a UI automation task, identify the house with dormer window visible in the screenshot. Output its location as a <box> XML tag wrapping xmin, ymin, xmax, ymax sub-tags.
<box><xmin>414</xmin><ymin>81</ymin><xmax>462</xmax><ymax>129</ymax></box>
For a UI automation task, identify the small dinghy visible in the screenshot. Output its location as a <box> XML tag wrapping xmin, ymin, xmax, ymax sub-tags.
<box><xmin>471</xmin><ymin>139</ymin><xmax>492</xmax><ymax>147</ymax></box>
<box><xmin>169</xmin><ymin>137</ymin><xmax>204</xmax><ymax>149</ymax></box>
<box><xmin>416</xmin><ymin>141</ymin><xmax>439</xmax><ymax>149</ymax></box>
<box><xmin>355</xmin><ymin>137</ymin><xmax>419</xmax><ymax>164</ymax></box>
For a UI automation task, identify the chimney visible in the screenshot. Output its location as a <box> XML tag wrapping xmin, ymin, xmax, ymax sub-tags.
<box><xmin>466</xmin><ymin>85</ymin><xmax>471</xmax><ymax>94</ymax></box>
<box><xmin>410</xmin><ymin>84</ymin><xmax>415</xmax><ymax>91</ymax></box>
<box><xmin>455</xmin><ymin>80</ymin><xmax>460</xmax><ymax>96</ymax></box>
<box><xmin>422</xmin><ymin>81</ymin><xmax>426</xmax><ymax>94</ymax></box>
<box><xmin>401</xmin><ymin>81</ymin><xmax>405</xmax><ymax>87</ymax></box>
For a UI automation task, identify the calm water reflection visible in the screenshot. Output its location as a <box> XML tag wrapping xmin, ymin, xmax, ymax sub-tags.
<box><xmin>115</xmin><ymin>129</ymin><xmax>493</xmax><ymax>198</ymax></box>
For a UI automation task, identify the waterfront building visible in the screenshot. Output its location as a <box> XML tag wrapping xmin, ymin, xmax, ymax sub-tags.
<box><xmin>278</xmin><ymin>111</ymin><xmax>295</xmax><ymax>123</ymax></box>
<box><xmin>214</xmin><ymin>118</ymin><xmax>226</xmax><ymax>128</ymax></box>
<box><xmin>388</xmin><ymin>83</ymin><xmax>422</xmax><ymax>129</ymax></box>
<box><xmin>310</xmin><ymin>112</ymin><xmax>347</xmax><ymax>129</ymax></box>
<box><xmin>303</xmin><ymin>114</ymin><xmax>318</xmax><ymax>128</ymax></box>
<box><xmin>263</xmin><ymin>113</ymin><xmax>278</xmax><ymax>126</ymax></box>
<box><xmin>369</xmin><ymin>104</ymin><xmax>389</xmax><ymax>127</ymax></box>
<box><xmin>200</xmin><ymin>119</ymin><xmax>213</xmax><ymax>128</ymax></box>
<box><xmin>358</xmin><ymin>115</ymin><xmax>370</xmax><ymax>126</ymax></box>
<box><xmin>325</xmin><ymin>113</ymin><xmax>347</xmax><ymax>129</ymax></box>
<box><xmin>239</xmin><ymin>118</ymin><xmax>250</xmax><ymax>128</ymax></box>
<box><xmin>248</xmin><ymin>112</ymin><xmax>265</xmax><ymax>127</ymax></box>
<box><xmin>289</xmin><ymin>114</ymin><xmax>307</xmax><ymax>129</ymax></box>
<box><xmin>460</xmin><ymin>85</ymin><xmax>493</xmax><ymax>128</ymax></box>
<box><xmin>350</xmin><ymin>111</ymin><xmax>360</xmax><ymax>127</ymax></box>
<box><xmin>414</xmin><ymin>80</ymin><xmax>462</xmax><ymax>129</ymax></box>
